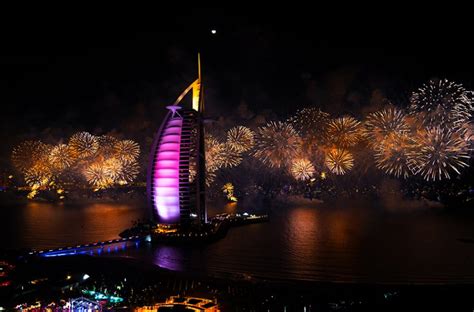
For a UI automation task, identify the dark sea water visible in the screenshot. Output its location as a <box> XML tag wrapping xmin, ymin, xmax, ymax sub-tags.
<box><xmin>2</xmin><ymin>197</ymin><xmax>474</xmax><ymax>283</ymax></box>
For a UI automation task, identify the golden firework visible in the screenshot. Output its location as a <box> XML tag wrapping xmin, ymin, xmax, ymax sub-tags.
<box><xmin>409</xmin><ymin>126</ymin><xmax>470</xmax><ymax>181</ymax></box>
<box><xmin>226</xmin><ymin>126</ymin><xmax>255</xmax><ymax>153</ymax></box>
<box><xmin>116</xmin><ymin>158</ymin><xmax>140</xmax><ymax>184</ymax></box>
<box><xmin>24</xmin><ymin>164</ymin><xmax>52</xmax><ymax>188</ymax></box>
<box><xmin>205</xmin><ymin>170</ymin><xmax>217</xmax><ymax>187</ymax></box>
<box><xmin>69</xmin><ymin>132</ymin><xmax>99</xmax><ymax>159</ymax></box>
<box><xmin>290</xmin><ymin>158</ymin><xmax>315</xmax><ymax>180</ymax></box>
<box><xmin>221</xmin><ymin>144</ymin><xmax>243</xmax><ymax>168</ymax></box>
<box><xmin>253</xmin><ymin>121</ymin><xmax>302</xmax><ymax>168</ymax></box>
<box><xmin>327</xmin><ymin>116</ymin><xmax>362</xmax><ymax>148</ymax></box>
<box><xmin>97</xmin><ymin>135</ymin><xmax>119</xmax><ymax>157</ymax></box>
<box><xmin>205</xmin><ymin>134</ymin><xmax>226</xmax><ymax>172</ymax></box>
<box><xmin>364</xmin><ymin>107</ymin><xmax>410</xmax><ymax>143</ymax></box>
<box><xmin>374</xmin><ymin>132</ymin><xmax>418</xmax><ymax>178</ymax></box>
<box><xmin>288</xmin><ymin>107</ymin><xmax>330</xmax><ymax>144</ymax></box>
<box><xmin>114</xmin><ymin>140</ymin><xmax>140</xmax><ymax>163</ymax></box>
<box><xmin>325</xmin><ymin>148</ymin><xmax>354</xmax><ymax>175</ymax></box>
<box><xmin>49</xmin><ymin>144</ymin><xmax>74</xmax><ymax>171</ymax></box>
<box><xmin>11</xmin><ymin>140</ymin><xmax>50</xmax><ymax>173</ymax></box>
<box><xmin>83</xmin><ymin>162</ymin><xmax>113</xmax><ymax>189</ymax></box>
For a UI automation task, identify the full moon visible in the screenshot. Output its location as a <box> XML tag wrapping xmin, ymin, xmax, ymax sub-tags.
<box><xmin>211</xmin><ymin>29</ymin><xmax>217</xmax><ymax>34</ymax></box>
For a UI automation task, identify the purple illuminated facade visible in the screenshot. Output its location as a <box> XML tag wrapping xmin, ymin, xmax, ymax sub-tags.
<box><xmin>151</xmin><ymin>107</ymin><xmax>183</xmax><ymax>223</ymax></box>
<box><xmin>147</xmin><ymin>72</ymin><xmax>206</xmax><ymax>225</ymax></box>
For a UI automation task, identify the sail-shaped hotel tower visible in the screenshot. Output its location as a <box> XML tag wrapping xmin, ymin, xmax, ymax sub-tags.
<box><xmin>146</xmin><ymin>56</ymin><xmax>206</xmax><ymax>226</ymax></box>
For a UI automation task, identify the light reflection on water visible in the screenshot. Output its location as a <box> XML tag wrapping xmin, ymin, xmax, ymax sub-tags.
<box><xmin>3</xmin><ymin>197</ymin><xmax>474</xmax><ymax>283</ymax></box>
<box><xmin>0</xmin><ymin>201</ymin><xmax>146</xmax><ymax>249</ymax></box>
<box><xmin>154</xmin><ymin>246</ymin><xmax>185</xmax><ymax>271</ymax></box>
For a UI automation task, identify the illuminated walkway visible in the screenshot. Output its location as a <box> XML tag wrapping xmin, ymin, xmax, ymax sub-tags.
<box><xmin>30</xmin><ymin>235</ymin><xmax>143</xmax><ymax>257</ymax></box>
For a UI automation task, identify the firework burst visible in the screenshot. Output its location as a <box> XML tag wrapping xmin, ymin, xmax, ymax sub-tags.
<box><xmin>374</xmin><ymin>132</ymin><xmax>418</xmax><ymax>178</ymax></box>
<box><xmin>206</xmin><ymin>170</ymin><xmax>217</xmax><ymax>187</ymax></box>
<box><xmin>102</xmin><ymin>158</ymin><xmax>123</xmax><ymax>181</ymax></box>
<box><xmin>221</xmin><ymin>144</ymin><xmax>243</xmax><ymax>168</ymax></box>
<box><xmin>24</xmin><ymin>164</ymin><xmax>53</xmax><ymax>188</ymax></box>
<box><xmin>69</xmin><ymin>132</ymin><xmax>99</xmax><ymax>159</ymax></box>
<box><xmin>327</xmin><ymin>116</ymin><xmax>362</xmax><ymax>148</ymax></box>
<box><xmin>97</xmin><ymin>135</ymin><xmax>119</xmax><ymax>157</ymax></box>
<box><xmin>187</xmin><ymin>128</ymin><xmax>199</xmax><ymax>183</ymax></box>
<box><xmin>12</xmin><ymin>133</ymin><xmax>140</xmax><ymax>191</ymax></box>
<box><xmin>83</xmin><ymin>163</ymin><xmax>114</xmax><ymax>189</ymax></box>
<box><xmin>409</xmin><ymin>79</ymin><xmax>473</xmax><ymax>129</ymax></box>
<box><xmin>222</xmin><ymin>182</ymin><xmax>234</xmax><ymax>194</ymax></box>
<box><xmin>364</xmin><ymin>107</ymin><xmax>410</xmax><ymax>143</ymax></box>
<box><xmin>114</xmin><ymin>140</ymin><xmax>140</xmax><ymax>163</ymax></box>
<box><xmin>188</xmin><ymin>164</ymin><xmax>197</xmax><ymax>183</ymax></box>
<box><xmin>205</xmin><ymin>134</ymin><xmax>226</xmax><ymax>172</ymax></box>
<box><xmin>116</xmin><ymin>159</ymin><xmax>140</xmax><ymax>184</ymax></box>
<box><xmin>253</xmin><ymin>121</ymin><xmax>302</xmax><ymax>168</ymax></box>
<box><xmin>409</xmin><ymin>126</ymin><xmax>470</xmax><ymax>181</ymax></box>
<box><xmin>48</xmin><ymin>144</ymin><xmax>74</xmax><ymax>171</ymax></box>
<box><xmin>288</xmin><ymin>107</ymin><xmax>330</xmax><ymax>143</ymax></box>
<box><xmin>226</xmin><ymin>126</ymin><xmax>255</xmax><ymax>153</ymax></box>
<box><xmin>290</xmin><ymin>158</ymin><xmax>315</xmax><ymax>180</ymax></box>
<box><xmin>204</xmin><ymin>134</ymin><xmax>228</xmax><ymax>186</ymax></box>
<box><xmin>11</xmin><ymin>140</ymin><xmax>50</xmax><ymax>172</ymax></box>
<box><xmin>325</xmin><ymin>148</ymin><xmax>354</xmax><ymax>175</ymax></box>
<box><xmin>460</xmin><ymin>122</ymin><xmax>474</xmax><ymax>146</ymax></box>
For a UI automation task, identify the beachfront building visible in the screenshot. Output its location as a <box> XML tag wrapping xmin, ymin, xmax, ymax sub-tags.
<box><xmin>147</xmin><ymin>55</ymin><xmax>206</xmax><ymax>226</ymax></box>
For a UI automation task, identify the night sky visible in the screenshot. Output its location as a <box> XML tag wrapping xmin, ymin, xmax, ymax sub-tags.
<box><xmin>1</xmin><ymin>9</ymin><xmax>473</xmax><ymax>167</ymax></box>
